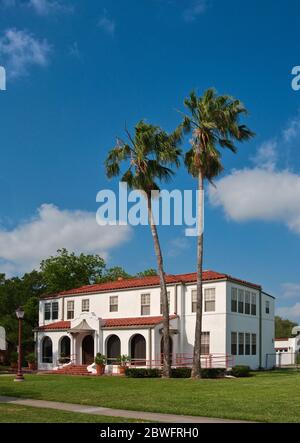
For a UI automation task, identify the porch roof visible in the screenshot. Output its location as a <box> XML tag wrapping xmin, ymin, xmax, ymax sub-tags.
<box><xmin>101</xmin><ymin>315</ymin><xmax>178</xmax><ymax>329</ymax></box>
<box><xmin>37</xmin><ymin>321</ymin><xmax>71</xmax><ymax>331</ymax></box>
<box><xmin>70</xmin><ymin>319</ymin><xmax>95</xmax><ymax>333</ymax></box>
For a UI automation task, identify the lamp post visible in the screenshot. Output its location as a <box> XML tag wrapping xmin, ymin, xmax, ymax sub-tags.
<box><xmin>14</xmin><ymin>307</ymin><xmax>25</xmax><ymax>382</ymax></box>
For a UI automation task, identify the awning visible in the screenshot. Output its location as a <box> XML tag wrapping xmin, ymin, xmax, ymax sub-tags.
<box><xmin>70</xmin><ymin>319</ymin><xmax>95</xmax><ymax>333</ymax></box>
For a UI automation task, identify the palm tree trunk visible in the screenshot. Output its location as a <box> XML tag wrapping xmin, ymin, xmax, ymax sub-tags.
<box><xmin>191</xmin><ymin>171</ymin><xmax>204</xmax><ymax>379</ymax></box>
<box><xmin>147</xmin><ymin>195</ymin><xmax>171</xmax><ymax>378</ymax></box>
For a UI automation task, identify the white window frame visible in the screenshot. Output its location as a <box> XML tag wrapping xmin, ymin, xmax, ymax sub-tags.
<box><xmin>204</xmin><ymin>288</ymin><xmax>216</xmax><ymax>312</ymax></box>
<box><xmin>141</xmin><ymin>293</ymin><xmax>150</xmax><ymax>316</ymax></box>
<box><xmin>109</xmin><ymin>296</ymin><xmax>118</xmax><ymax>313</ymax></box>
<box><xmin>67</xmin><ymin>300</ymin><xmax>74</xmax><ymax>320</ymax></box>
<box><xmin>82</xmin><ymin>299</ymin><xmax>90</xmax><ymax>312</ymax></box>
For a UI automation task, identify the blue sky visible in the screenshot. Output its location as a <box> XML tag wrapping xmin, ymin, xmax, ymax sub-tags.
<box><xmin>0</xmin><ymin>0</ymin><xmax>300</xmax><ymax>321</ymax></box>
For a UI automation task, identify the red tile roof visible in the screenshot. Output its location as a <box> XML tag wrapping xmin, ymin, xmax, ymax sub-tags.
<box><xmin>41</xmin><ymin>270</ymin><xmax>261</xmax><ymax>299</ymax></box>
<box><xmin>101</xmin><ymin>315</ymin><xmax>178</xmax><ymax>328</ymax></box>
<box><xmin>38</xmin><ymin>321</ymin><xmax>71</xmax><ymax>331</ymax></box>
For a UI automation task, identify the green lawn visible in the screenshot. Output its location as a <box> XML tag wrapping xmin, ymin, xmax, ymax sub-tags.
<box><xmin>0</xmin><ymin>403</ymin><xmax>140</xmax><ymax>423</ymax></box>
<box><xmin>0</xmin><ymin>371</ymin><xmax>299</xmax><ymax>422</ymax></box>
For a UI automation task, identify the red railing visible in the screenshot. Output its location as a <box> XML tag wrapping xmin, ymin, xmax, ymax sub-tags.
<box><xmin>127</xmin><ymin>353</ymin><xmax>233</xmax><ymax>369</ymax></box>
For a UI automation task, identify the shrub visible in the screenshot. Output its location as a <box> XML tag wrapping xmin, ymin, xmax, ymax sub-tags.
<box><xmin>125</xmin><ymin>368</ymin><xmax>161</xmax><ymax>378</ymax></box>
<box><xmin>95</xmin><ymin>353</ymin><xmax>106</xmax><ymax>365</ymax></box>
<box><xmin>231</xmin><ymin>365</ymin><xmax>251</xmax><ymax>377</ymax></box>
<box><xmin>200</xmin><ymin>368</ymin><xmax>226</xmax><ymax>379</ymax></box>
<box><xmin>10</xmin><ymin>351</ymin><xmax>18</xmax><ymax>363</ymax></box>
<box><xmin>26</xmin><ymin>353</ymin><xmax>36</xmax><ymax>364</ymax></box>
<box><xmin>171</xmin><ymin>367</ymin><xmax>192</xmax><ymax>378</ymax></box>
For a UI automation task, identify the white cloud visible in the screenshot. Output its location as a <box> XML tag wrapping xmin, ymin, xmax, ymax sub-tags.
<box><xmin>209</xmin><ymin>112</ymin><xmax>300</xmax><ymax>235</ymax></box>
<box><xmin>183</xmin><ymin>0</ymin><xmax>208</xmax><ymax>22</ymax></box>
<box><xmin>209</xmin><ymin>168</ymin><xmax>300</xmax><ymax>234</ymax></box>
<box><xmin>276</xmin><ymin>304</ymin><xmax>300</xmax><ymax>322</ymax></box>
<box><xmin>281</xmin><ymin>283</ymin><xmax>300</xmax><ymax>299</ymax></box>
<box><xmin>28</xmin><ymin>0</ymin><xmax>66</xmax><ymax>15</ymax></box>
<box><xmin>0</xmin><ymin>28</ymin><xmax>51</xmax><ymax>78</ymax></box>
<box><xmin>251</xmin><ymin>140</ymin><xmax>278</xmax><ymax>171</ymax></box>
<box><xmin>168</xmin><ymin>236</ymin><xmax>190</xmax><ymax>257</ymax></box>
<box><xmin>0</xmin><ymin>204</ymin><xmax>131</xmax><ymax>276</ymax></box>
<box><xmin>98</xmin><ymin>9</ymin><xmax>116</xmax><ymax>35</ymax></box>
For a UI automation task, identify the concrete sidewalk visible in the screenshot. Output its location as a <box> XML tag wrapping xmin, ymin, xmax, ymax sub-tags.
<box><xmin>0</xmin><ymin>395</ymin><xmax>250</xmax><ymax>423</ymax></box>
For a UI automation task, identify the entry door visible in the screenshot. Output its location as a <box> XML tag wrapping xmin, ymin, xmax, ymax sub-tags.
<box><xmin>82</xmin><ymin>335</ymin><xmax>94</xmax><ymax>365</ymax></box>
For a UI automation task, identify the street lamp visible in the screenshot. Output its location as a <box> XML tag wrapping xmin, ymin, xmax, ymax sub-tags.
<box><xmin>14</xmin><ymin>307</ymin><xmax>25</xmax><ymax>382</ymax></box>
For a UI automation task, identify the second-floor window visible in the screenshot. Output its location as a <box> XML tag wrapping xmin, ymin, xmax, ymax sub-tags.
<box><xmin>266</xmin><ymin>300</ymin><xmax>270</xmax><ymax>314</ymax></box>
<box><xmin>192</xmin><ymin>290</ymin><xmax>197</xmax><ymax>313</ymax></box>
<box><xmin>141</xmin><ymin>293</ymin><xmax>150</xmax><ymax>316</ymax></box>
<box><xmin>204</xmin><ymin>288</ymin><xmax>216</xmax><ymax>312</ymax></box>
<box><xmin>82</xmin><ymin>299</ymin><xmax>89</xmax><ymax>312</ymax></box>
<box><xmin>44</xmin><ymin>302</ymin><xmax>58</xmax><ymax>321</ymax></box>
<box><xmin>160</xmin><ymin>292</ymin><xmax>170</xmax><ymax>315</ymax></box>
<box><xmin>245</xmin><ymin>291</ymin><xmax>251</xmax><ymax>315</ymax></box>
<box><xmin>238</xmin><ymin>289</ymin><xmax>244</xmax><ymax>314</ymax></box>
<box><xmin>251</xmin><ymin>293</ymin><xmax>257</xmax><ymax>316</ymax></box>
<box><xmin>110</xmin><ymin>296</ymin><xmax>118</xmax><ymax>312</ymax></box>
<box><xmin>231</xmin><ymin>288</ymin><xmax>238</xmax><ymax>312</ymax></box>
<box><xmin>67</xmin><ymin>301</ymin><xmax>74</xmax><ymax>320</ymax></box>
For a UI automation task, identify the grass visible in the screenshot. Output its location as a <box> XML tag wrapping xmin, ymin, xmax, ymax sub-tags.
<box><xmin>0</xmin><ymin>403</ymin><xmax>140</xmax><ymax>423</ymax></box>
<box><xmin>0</xmin><ymin>370</ymin><xmax>300</xmax><ymax>422</ymax></box>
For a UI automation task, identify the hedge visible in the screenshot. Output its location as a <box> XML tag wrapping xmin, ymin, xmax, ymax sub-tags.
<box><xmin>231</xmin><ymin>365</ymin><xmax>251</xmax><ymax>377</ymax></box>
<box><xmin>125</xmin><ymin>368</ymin><xmax>161</xmax><ymax>378</ymax></box>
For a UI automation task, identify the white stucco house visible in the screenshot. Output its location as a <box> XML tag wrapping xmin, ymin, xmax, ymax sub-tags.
<box><xmin>35</xmin><ymin>270</ymin><xmax>275</xmax><ymax>372</ymax></box>
<box><xmin>274</xmin><ymin>326</ymin><xmax>300</xmax><ymax>366</ymax></box>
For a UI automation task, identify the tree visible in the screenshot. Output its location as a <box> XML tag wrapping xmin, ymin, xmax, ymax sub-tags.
<box><xmin>41</xmin><ymin>248</ymin><xmax>106</xmax><ymax>294</ymax></box>
<box><xmin>275</xmin><ymin>316</ymin><xmax>297</xmax><ymax>338</ymax></box>
<box><xmin>181</xmin><ymin>89</ymin><xmax>254</xmax><ymax>378</ymax></box>
<box><xmin>105</xmin><ymin>120</ymin><xmax>181</xmax><ymax>377</ymax></box>
<box><xmin>98</xmin><ymin>267</ymin><xmax>132</xmax><ymax>283</ymax></box>
<box><xmin>136</xmin><ymin>269</ymin><xmax>157</xmax><ymax>278</ymax></box>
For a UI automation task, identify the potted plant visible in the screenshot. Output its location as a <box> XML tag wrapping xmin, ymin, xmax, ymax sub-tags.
<box><xmin>117</xmin><ymin>355</ymin><xmax>130</xmax><ymax>375</ymax></box>
<box><xmin>94</xmin><ymin>353</ymin><xmax>106</xmax><ymax>375</ymax></box>
<box><xmin>10</xmin><ymin>351</ymin><xmax>18</xmax><ymax>370</ymax></box>
<box><xmin>26</xmin><ymin>353</ymin><xmax>37</xmax><ymax>370</ymax></box>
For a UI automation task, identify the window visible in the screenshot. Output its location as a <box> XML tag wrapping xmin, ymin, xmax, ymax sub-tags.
<box><xmin>44</xmin><ymin>302</ymin><xmax>58</xmax><ymax>321</ymax></box>
<box><xmin>82</xmin><ymin>299</ymin><xmax>90</xmax><ymax>312</ymax></box>
<box><xmin>231</xmin><ymin>288</ymin><xmax>237</xmax><ymax>312</ymax></box>
<box><xmin>204</xmin><ymin>288</ymin><xmax>216</xmax><ymax>312</ymax></box>
<box><xmin>251</xmin><ymin>293</ymin><xmax>257</xmax><ymax>316</ymax></box>
<box><xmin>252</xmin><ymin>334</ymin><xmax>257</xmax><ymax>355</ymax></box>
<box><xmin>238</xmin><ymin>289</ymin><xmax>244</xmax><ymax>314</ymax></box>
<box><xmin>42</xmin><ymin>337</ymin><xmax>53</xmax><ymax>363</ymax></box>
<box><xmin>201</xmin><ymin>332</ymin><xmax>210</xmax><ymax>354</ymax></box>
<box><xmin>231</xmin><ymin>332</ymin><xmax>237</xmax><ymax>355</ymax></box>
<box><xmin>192</xmin><ymin>290</ymin><xmax>197</xmax><ymax>313</ymax></box>
<box><xmin>245</xmin><ymin>333</ymin><xmax>251</xmax><ymax>355</ymax></box>
<box><xmin>266</xmin><ymin>300</ymin><xmax>270</xmax><ymax>314</ymax></box>
<box><xmin>245</xmin><ymin>291</ymin><xmax>251</xmax><ymax>315</ymax></box>
<box><xmin>67</xmin><ymin>301</ymin><xmax>74</xmax><ymax>320</ymax></box>
<box><xmin>44</xmin><ymin>303</ymin><xmax>51</xmax><ymax>321</ymax></box>
<box><xmin>141</xmin><ymin>294</ymin><xmax>150</xmax><ymax>316</ymax></box>
<box><xmin>110</xmin><ymin>296</ymin><xmax>118</xmax><ymax>313</ymax></box>
<box><xmin>238</xmin><ymin>333</ymin><xmax>244</xmax><ymax>355</ymax></box>
<box><xmin>160</xmin><ymin>292</ymin><xmax>170</xmax><ymax>315</ymax></box>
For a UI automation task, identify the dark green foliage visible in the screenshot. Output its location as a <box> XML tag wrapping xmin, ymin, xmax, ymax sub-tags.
<box><xmin>136</xmin><ymin>269</ymin><xmax>157</xmax><ymax>278</ymax></box>
<box><xmin>98</xmin><ymin>267</ymin><xmax>132</xmax><ymax>283</ymax></box>
<box><xmin>125</xmin><ymin>368</ymin><xmax>161</xmax><ymax>378</ymax></box>
<box><xmin>231</xmin><ymin>366</ymin><xmax>251</xmax><ymax>377</ymax></box>
<box><xmin>171</xmin><ymin>367</ymin><xmax>192</xmax><ymax>378</ymax></box>
<box><xmin>200</xmin><ymin>368</ymin><xmax>226</xmax><ymax>378</ymax></box>
<box><xmin>41</xmin><ymin>248</ymin><xmax>106</xmax><ymax>294</ymax></box>
<box><xmin>275</xmin><ymin>316</ymin><xmax>297</xmax><ymax>339</ymax></box>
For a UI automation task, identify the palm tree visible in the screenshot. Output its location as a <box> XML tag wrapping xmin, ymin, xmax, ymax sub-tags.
<box><xmin>181</xmin><ymin>88</ymin><xmax>255</xmax><ymax>378</ymax></box>
<box><xmin>105</xmin><ymin>120</ymin><xmax>181</xmax><ymax>378</ymax></box>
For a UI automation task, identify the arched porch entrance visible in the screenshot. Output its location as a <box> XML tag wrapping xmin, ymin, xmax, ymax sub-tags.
<box><xmin>106</xmin><ymin>335</ymin><xmax>121</xmax><ymax>364</ymax></box>
<box><xmin>130</xmin><ymin>334</ymin><xmax>146</xmax><ymax>366</ymax></box>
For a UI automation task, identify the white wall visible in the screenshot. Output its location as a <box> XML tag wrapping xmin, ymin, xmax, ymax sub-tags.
<box><xmin>0</xmin><ymin>326</ymin><xmax>6</xmax><ymax>351</ymax></box>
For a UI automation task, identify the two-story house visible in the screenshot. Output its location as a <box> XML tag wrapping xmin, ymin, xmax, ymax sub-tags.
<box><xmin>36</xmin><ymin>270</ymin><xmax>275</xmax><ymax>372</ymax></box>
